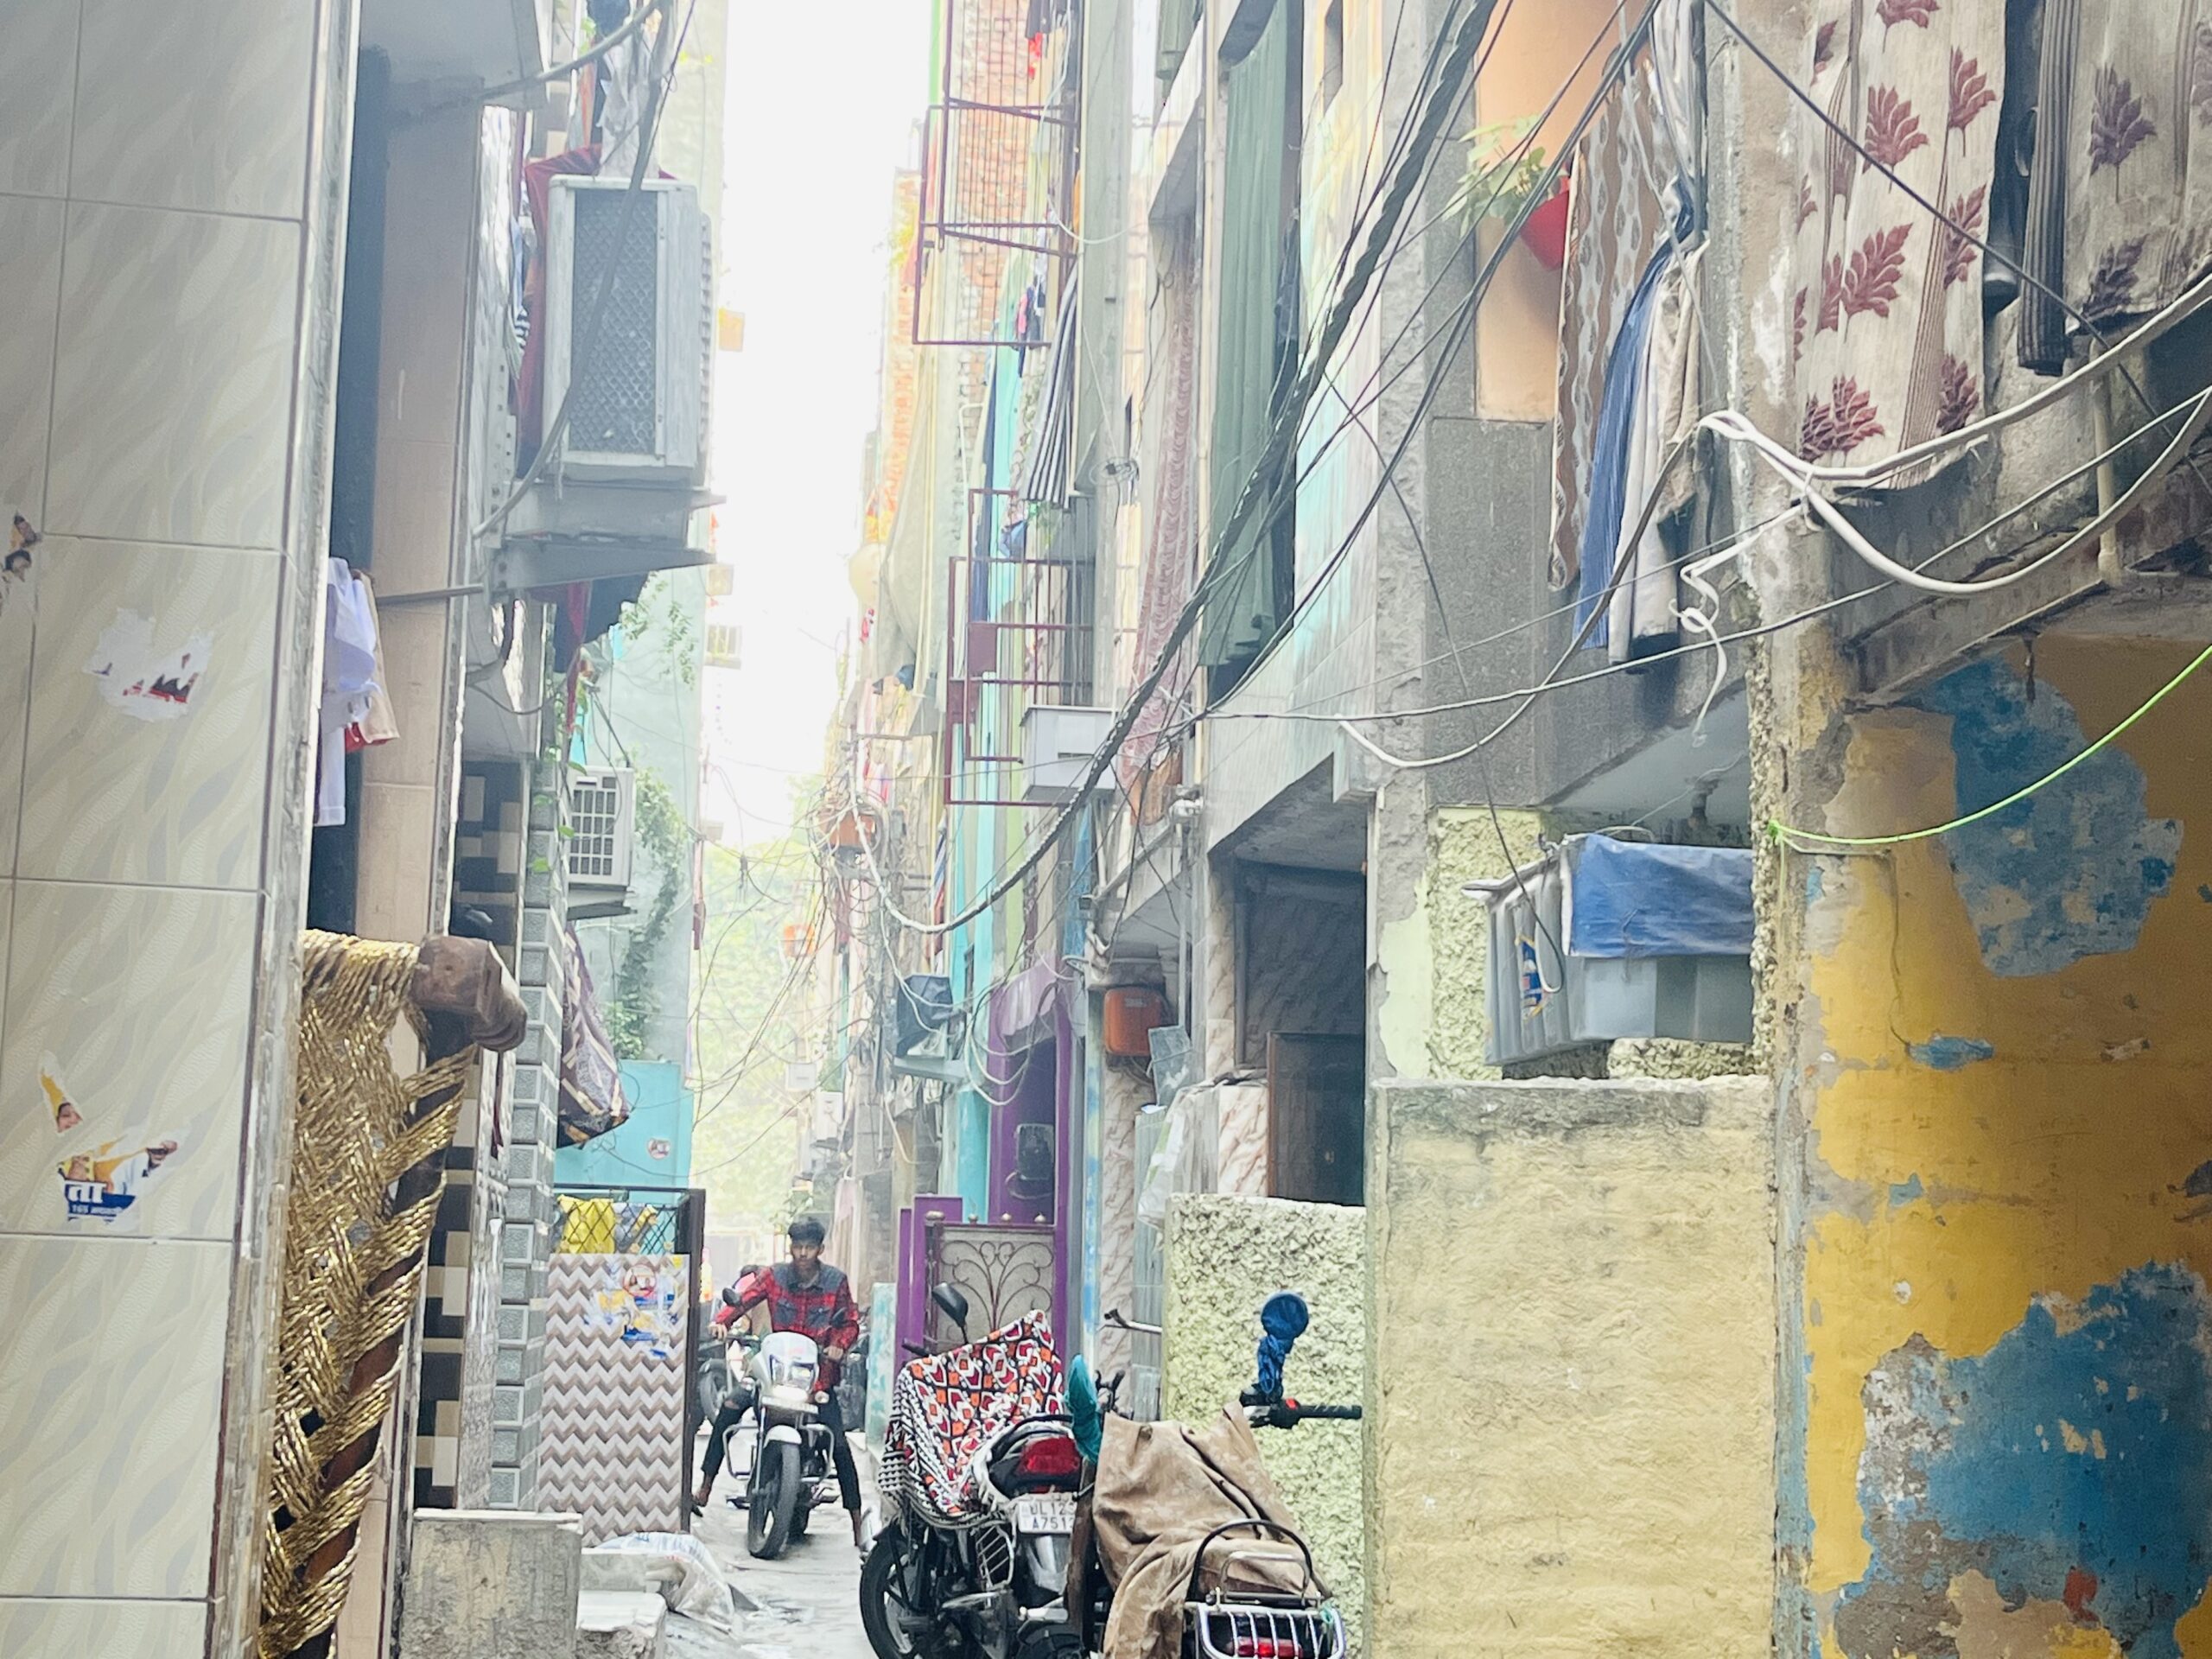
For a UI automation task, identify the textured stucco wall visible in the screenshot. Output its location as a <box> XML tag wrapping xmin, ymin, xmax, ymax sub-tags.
<box><xmin>1165</xmin><ymin>1195</ymin><xmax>1367</xmax><ymax>1649</ymax></box>
<box><xmin>1783</xmin><ymin>638</ymin><xmax>2212</xmax><ymax>1659</ymax></box>
<box><xmin>1366</xmin><ymin>1077</ymin><xmax>1776</xmax><ymax>1659</ymax></box>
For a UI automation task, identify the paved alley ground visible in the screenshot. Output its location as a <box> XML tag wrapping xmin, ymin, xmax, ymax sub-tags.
<box><xmin>664</xmin><ymin>1432</ymin><xmax>877</xmax><ymax>1659</ymax></box>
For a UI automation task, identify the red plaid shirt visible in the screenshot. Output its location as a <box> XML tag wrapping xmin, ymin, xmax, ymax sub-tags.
<box><xmin>723</xmin><ymin>1262</ymin><xmax>861</xmax><ymax>1388</ymax></box>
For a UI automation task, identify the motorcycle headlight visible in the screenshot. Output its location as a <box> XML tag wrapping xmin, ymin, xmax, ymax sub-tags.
<box><xmin>767</xmin><ymin>1355</ymin><xmax>817</xmax><ymax>1392</ymax></box>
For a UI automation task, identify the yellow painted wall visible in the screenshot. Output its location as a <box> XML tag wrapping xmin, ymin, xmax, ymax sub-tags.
<box><xmin>1366</xmin><ymin>1077</ymin><xmax>1777</xmax><ymax>1658</ymax></box>
<box><xmin>1789</xmin><ymin>636</ymin><xmax>2212</xmax><ymax>1659</ymax></box>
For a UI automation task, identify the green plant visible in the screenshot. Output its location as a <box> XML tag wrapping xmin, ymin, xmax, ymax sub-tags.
<box><xmin>1452</xmin><ymin>117</ymin><xmax>1551</xmax><ymax>226</ymax></box>
<box><xmin>606</xmin><ymin>767</ymin><xmax>693</xmax><ymax>1059</ymax></box>
<box><xmin>617</xmin><ymin>572</ymin><xmax>701</xmax><ymax>690</ymax></box>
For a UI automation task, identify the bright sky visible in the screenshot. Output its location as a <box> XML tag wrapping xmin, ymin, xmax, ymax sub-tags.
<box><xmin>704</xmin><ymin>1</ymin><xmax>931</xmax><ymax>848</ymax></box>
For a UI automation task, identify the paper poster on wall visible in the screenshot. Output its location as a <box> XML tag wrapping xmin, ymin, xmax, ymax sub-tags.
<box><xmin>1</xmin><ymin>512</ymin><xmax>36</xmax><ymax>619</ymax></box>
<box><xmin>57</xmin><ymin>1138</ymin><xmax>180</xmax><ymax>1225</ymax></box>
<box><xmin>596</xmin><ymin>1260</ymin><xmax>684</xmax><ymax>1360</ymax></box>
<box><xmin>40</xmin><ymin>1058</ymin><xmax>80</xmax><ymax>1132</ymax></box>
<box><xmin>84</xmin><ymin>608</ymin><xmax>210</xmax><ymax>720</ymax></box>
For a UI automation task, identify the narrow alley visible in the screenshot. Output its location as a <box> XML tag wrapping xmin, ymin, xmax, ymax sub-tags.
<box><xmin>7</xmin><ymin>0</ymin><xmax>2212</xmax><ymax>1656</ymax></box>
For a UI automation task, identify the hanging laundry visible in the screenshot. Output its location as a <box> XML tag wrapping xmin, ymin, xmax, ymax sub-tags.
<box><xmin>1577</xmin><ymin>247</ymin><xmax>1672</xmax><ymax>645</ymax></box>
<box><xmin>1608</xmin><ymin>243</ymin><xmax>1706</xmax><ymax>664</ymax></box>
<box><xmin>316</xmin><ymin>559</ymin><xmax>394</xmax><ymax>827</ymax></box>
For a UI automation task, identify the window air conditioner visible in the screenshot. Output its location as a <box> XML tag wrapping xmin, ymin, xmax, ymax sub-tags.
<box><xmin>566</xmin><ymin>768</ymin><xmax>636</xmax><ymax>893</ymax></box>
<box><xmin>543</xmin><ymin>176</ymin><xmax>711</xmax><ymax>482</ymax></box>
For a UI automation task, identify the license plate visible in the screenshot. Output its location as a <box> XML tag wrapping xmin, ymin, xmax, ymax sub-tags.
<box><xmin>1014</xmin><ymin>1494</ymin><xmax>1075</xmax><ymax>1534</ymax></box>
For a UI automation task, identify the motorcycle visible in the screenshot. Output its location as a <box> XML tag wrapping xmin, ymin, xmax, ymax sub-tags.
<box><xmin>721</xmin><ymin>1285</ymin><xmax>841</xmax><ymax>1559</ymax></box>
<box><xmin>1065</xmin><ymin>1293</ymin><xmax>1359</xmax><ymax>1659</ymax></box>
<box><xmin>861</xmin><ymin>1286</ymin><xmax>1084</xmax><ymax>1659</ymax></box>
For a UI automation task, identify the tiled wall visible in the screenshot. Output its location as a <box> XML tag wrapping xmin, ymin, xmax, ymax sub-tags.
<box><xmin>419</xmin><ymin>760</ymin><xmax>527</xmax><ymax>1509</ymax></box>
<box><xmin>0</xmin><ymin>0</ymin><xmax>348</xmax><ymax>1651</ymax></box>
<box><xmin>491</xmin><ymin>775</ymin><xmax>570</xmax><ymax>1508</ymax></box>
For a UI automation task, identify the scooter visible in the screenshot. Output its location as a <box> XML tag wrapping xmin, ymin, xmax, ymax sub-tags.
<box><xmin>725</xmin><ymin>1287</ymin><xmax>841</xmax><ymax>1559</ymax></box>
<box><xmin>1066</xmin><ymin>1293</ymin><xmax>1359</xmax><ymax>1659</ymax></box>
<box><xmin>861</xmin><ymin>1286</ymin><xmax>1085</xmax><ymax>1659</ymax></box>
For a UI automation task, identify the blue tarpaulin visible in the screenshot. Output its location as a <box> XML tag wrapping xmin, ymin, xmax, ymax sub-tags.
<box><xmin>1566</xmin><ymin>837</ymin><xmax>1754</xmax><ymax>959</ymax></box>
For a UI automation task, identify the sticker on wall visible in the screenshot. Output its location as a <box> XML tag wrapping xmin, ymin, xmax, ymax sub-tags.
<box><xmin>57</xmin><ymin>1138</ymin><xmax>180</xmax><ymax>1224</ymax></box>
<box><xmin>596</xmin><ymin>1261</ymin><xmax>683</xmax><ymax>1360</ymax></box>
<box><xmin>38</xmin><ymin>1058</ymin><xmax>81</xmax><ymax>1132</ymax></box>
<box><xmin>1</xmin><ymin>512</ymin><xmax>36</xmax><ymax>611</ymax></box>
<box><xmin>646</xmin><ymin>1136</ymin><xmax>672</xmax><ymax>1161</ymax></box>
<box><xmin>84</xmin><ymin>608</ymin><xmax>210</xmax><ymax>720</ymax></box>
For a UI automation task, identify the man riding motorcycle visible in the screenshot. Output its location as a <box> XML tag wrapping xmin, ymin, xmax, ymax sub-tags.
<box><xmin>693</xmin><ymin>1262</ymin><xmax>766</xmax><ymax>1512</ymax></box>
<box><xmin>701</xmin><ymin>1216</ymin><xmax>866</xmax><ymax>1548</ymax></box>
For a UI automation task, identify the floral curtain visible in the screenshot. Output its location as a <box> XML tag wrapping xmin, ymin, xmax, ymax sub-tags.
<box><xmin>1789</xmin><ymin>0</ymin><xmax>2005</xmax><ymax>471</ymax></box>
<box><xmin>2063</xmin><ymin>2</ymin><xmax>2212</xmax><ymax>329</ymax></box>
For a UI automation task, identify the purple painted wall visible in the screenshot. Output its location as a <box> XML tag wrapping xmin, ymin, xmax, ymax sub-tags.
<box><xmin>896</xmin><ymin>1192</ymin><xmax>964</xmax><ymax>1355</ymax></box>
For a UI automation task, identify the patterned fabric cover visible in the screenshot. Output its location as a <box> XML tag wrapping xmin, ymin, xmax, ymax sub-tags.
<box><xmin>882</xmin><ymin>1312</ymin><xmax>1065</xmax><ymax>1522</ymax></box>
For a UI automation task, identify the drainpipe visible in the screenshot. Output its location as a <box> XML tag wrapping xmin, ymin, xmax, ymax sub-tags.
<box><xmin>2093</xmin><ymin>371</ymin><xmax>2128</xmax><ymax>588</ymax></box>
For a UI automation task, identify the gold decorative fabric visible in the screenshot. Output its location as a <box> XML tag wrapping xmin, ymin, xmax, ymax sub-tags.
<box><xmin>257</xmin><ymin>932</ymin><xmax>477</xmax><ymax>1659</ymax></box>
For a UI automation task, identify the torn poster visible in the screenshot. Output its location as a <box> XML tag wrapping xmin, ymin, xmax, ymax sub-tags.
<box><xmin>597</xmin><ymin>1260</ymin><xmax>684</xmax><ymax>1360</ymax></box>
<box><xmin>39</xmin><ymin>1058</ymin><xmax>80</xmax><ymax>1133</ymax></box>
<box><xmin>57</xmin><ymin>1137</ymin><xmax>180</xmax><ymax>1224</ymax></box>
<box><xmin>85</xmin><ymin>608</ymin><xmax>210</xmax><ymax>720</ymax></box>
<box><xmin>0</xmin><ymin>511</ymin><xmax>35</xmax><ymax>620</ymax></box>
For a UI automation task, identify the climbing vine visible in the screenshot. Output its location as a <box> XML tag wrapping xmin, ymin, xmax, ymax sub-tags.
<box><xmin>606</xmin><ymin>766</ymin><xmax>692</xmax><ymax>1059</ymax></box>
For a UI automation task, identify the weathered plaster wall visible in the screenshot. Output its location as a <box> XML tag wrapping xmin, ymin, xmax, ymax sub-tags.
<box><xmin>1365</xmin><ymin>1077</ymin><xmax>1776</xmax><ymax>1659</ymax></box>
<box><xmin>1165</xmin><ymin>1195</ymin><xmax>1366</xmax><ymax>1649</ymax></box>
<box><xmin>1784</xmin><ymin>637</ymin><xmax>2212</xmax><ymax>1659</ymax></box>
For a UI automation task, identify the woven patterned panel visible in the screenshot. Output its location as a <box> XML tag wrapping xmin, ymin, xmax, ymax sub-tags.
<box><xmin>537</xmin><ymin>1253</ymin><xmax>688</xmax><ymax>1542</ymax></box>
<box><xmin>260</xmin><ymin>934</ymin><xmax>477</xmax><ymax>1658</ymax></box>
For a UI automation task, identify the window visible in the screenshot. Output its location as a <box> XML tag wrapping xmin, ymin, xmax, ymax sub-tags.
<box><xmin>704</xmin><ymin>562</ymin><xmax>735</xmax><ymax>596</ymax></box>
<box><xmin>705</xmin><ymin>621</ymin><xmax>741</xmax><ymax>670</ymax></box>
<box><xmin>1321</xmin><ymin>0</ymin><xmax>1344</xmax><ymax>107</ymax></box>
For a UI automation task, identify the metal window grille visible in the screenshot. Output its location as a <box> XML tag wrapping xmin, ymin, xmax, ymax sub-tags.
<box><xmin>912</xmin><ymin>0</ymin><xmax>1077</xmax><ymax>350</ymax></box>
<box><xmin>568</xmin><ymin>772</ymin><xmax>626</xmax><ymax>884</ymax></box>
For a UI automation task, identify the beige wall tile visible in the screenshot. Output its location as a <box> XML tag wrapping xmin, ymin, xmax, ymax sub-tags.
<box><xmin>47</xmin><ymin>203</ymin><xmax>301</xmax><ymax>549</ymax></box>
<box><xmin>0</xmin><ymin>1597</ymin><xmax>206</xmax><ymax>1657</ymax></box>
<box><xmin>0</xmin><ymin>1235</ymin><xmax>228</xmax><ymax>1597</ymax></box>
<box><xmin>0</xmin><ymin>880</ymin><xmax>256</xmax><ymax>1241</ymax></box>
<box><xmin>0</xmin><ymin>194</ymin><xmax>65</xmax><ymax>523</ymax></box>
<box><xmin>70</xmin><ymin>0</ymin><xmax>314</xmax><ymax>219</ymax></box>
<box><xmin>16</xmin><ymin>538</ymin><xmax>279</xmax><ymax>890</ymax></box>
<box><xmin>0</xmin><ymin>3</ymin><xmax>81</xmax><ymax>200</ymax></box>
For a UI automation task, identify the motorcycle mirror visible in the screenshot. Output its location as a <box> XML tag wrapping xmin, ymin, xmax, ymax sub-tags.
<box><xmin>1259</xmin><ymin>1291</ymin><xmax>1309</xmax><ymax>1342</ymax></box>
<box><xmin>720</xmin><ymin>1286</ymin><xmax>741</xmax><ymax>1309</ymax></box>
<box><xmin>930</xmin><ymin>1283</ymin><xmax>972</xmax><ymax>1335</ymax></box>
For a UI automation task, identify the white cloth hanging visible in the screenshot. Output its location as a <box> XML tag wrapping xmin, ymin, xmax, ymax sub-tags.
<box><xmin>317</xmin><ymin>558</ymin><xmax>387</xmax><ymax>827</ymax></box>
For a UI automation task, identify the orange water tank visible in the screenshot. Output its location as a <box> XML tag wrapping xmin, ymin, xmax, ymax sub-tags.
<box><xmin>1103</xmin><ymin>988</ymin><xmax>1171</xmax><ymax>1058</ymax></box>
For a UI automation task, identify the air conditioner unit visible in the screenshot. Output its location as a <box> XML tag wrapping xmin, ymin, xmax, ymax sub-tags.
<box><xmin>543</xmin><ymin>176</ymin><xmax>711</xmax><ymax>482</ymax></box>
<box><xmin>565</xmin><ymin>768</ymin><xmax>635</xmax><ymax>893</ymax></box>
<box><xmin>1020</xmin><ymin>705</ymin><xmax>1115</xmax><ymax>803</ymax></box>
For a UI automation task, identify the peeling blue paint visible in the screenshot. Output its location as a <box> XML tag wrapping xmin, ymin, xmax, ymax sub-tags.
<box><xmin>1910</xmin><ymin>658</ymin><xmax>2181</xmax><ymax>978</ymax></box>
<box><xmin>1906</xmin><ymin>1036</ymin><xmax>1995</xmax><ymax>1071</ymax></box>
<box><xmin>1888</xmin><ymin>1173</ymin><xmax>1925</xmax><ymax>1207</ymax></box>
<box><xmin>1838</xmin><ymin>1264</ymin><xmax>2212</xmax><ymax>1659</ymax></box>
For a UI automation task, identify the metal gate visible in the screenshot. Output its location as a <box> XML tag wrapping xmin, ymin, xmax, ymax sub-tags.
<box><xmin>537</xmin><ymin>1186</ymin><xmax>705</xmax><ymax>1541</ymax></box>
<box><xmin>923</xmin><ymin>1217</ymin><xmax>1055</xmax><ymax>1346</ymax></box>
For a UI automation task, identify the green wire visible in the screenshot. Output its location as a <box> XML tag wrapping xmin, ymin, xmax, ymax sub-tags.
<box><xmin>1767</xmin><ymin>639</ymin><xmax>2212</xmax><ymax>852</ymax></box>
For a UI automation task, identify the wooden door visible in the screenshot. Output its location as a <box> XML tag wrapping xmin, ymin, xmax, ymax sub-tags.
<box><xmin>1266</xmin><ymin>1033</ymin><xmax>1365</xmax><ymax>1205</ymax></box>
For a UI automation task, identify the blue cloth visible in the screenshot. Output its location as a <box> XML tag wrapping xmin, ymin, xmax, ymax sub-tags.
<box><xmin>1253</xmin><ymin>1292</ymin><xmax>1309</xmax><ymax>1399</ymax></box>
<box><xmin>1576</xmin><ymin>247</ymin><xmax>1674</xmax><ymax>644</ymax></box>
<box><xmin>1567</xmin><ymin>836</ymin><xmax>1754</xmax><ymax>959</ymax></box>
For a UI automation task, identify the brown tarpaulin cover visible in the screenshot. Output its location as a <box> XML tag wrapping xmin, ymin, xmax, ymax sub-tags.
<box><xmin>1089</xmin><ymin>1408</ymin><xmax>1319</xmax><ymax>1659</ymax></box>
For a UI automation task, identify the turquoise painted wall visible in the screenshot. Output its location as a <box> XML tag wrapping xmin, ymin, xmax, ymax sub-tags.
<box><xmin>556</xmin><ymin>1059</ymin><xmax>694</xmax><ymax>1188</ymax></box>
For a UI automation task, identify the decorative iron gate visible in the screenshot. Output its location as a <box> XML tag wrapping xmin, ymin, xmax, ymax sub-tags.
<box><xmin>923</xmin><ymin>1217</ymin><xmax>1055</xmax><ymax>1346</ymax></box>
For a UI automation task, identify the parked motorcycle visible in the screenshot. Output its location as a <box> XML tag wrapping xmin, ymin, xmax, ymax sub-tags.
<box><xmin>861</xmin><ymin>1286</ymin><xmax>1084</xmax><ymax>1659</ymax></box>
<box><xmin>722</xmin><ymin>1285</ymin><xmax>841</xmax><ymax>1559</ymax></box>
<box><xmin>1065</xmin><ymin>1293</ymin><xmax>1360</xmax><ymax>1659</ymax></box>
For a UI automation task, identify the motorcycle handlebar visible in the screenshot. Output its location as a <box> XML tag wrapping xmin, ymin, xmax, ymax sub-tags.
<box><xmin>1247</xmin><ymin>1400</ymin><xmax>1363</xmax><ymax>1428</ymax></box>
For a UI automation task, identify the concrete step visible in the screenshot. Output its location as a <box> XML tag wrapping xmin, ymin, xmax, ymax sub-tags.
<box><xmin>576</xmin><ymin>1589</ymin><xmax>669</xmax><ymax>1659</ymax></box>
